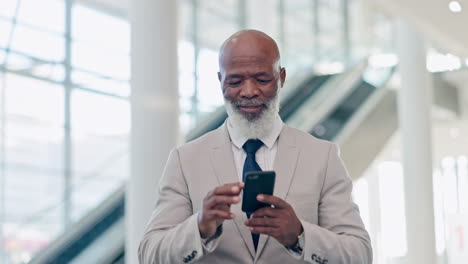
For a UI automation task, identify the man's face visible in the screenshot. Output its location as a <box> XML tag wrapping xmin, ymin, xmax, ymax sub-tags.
<box><xmin>218</xmin><ymin>55</ymin><xmax>285</xmax><ymax>121</ymax></box>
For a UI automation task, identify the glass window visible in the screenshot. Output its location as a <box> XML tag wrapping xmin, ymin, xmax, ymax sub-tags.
<box><xmin>0</xmin><ymin>0</ymin><xmax>19</xmax><ymax>20</ymax></box>
<box><xmin>1</xmin><ymin>2</ymin><xmax>131</xmax><ymax>263</ymax></box>
<box><xmin>194</xmin><ymin>1</ymin><xmax>240</xmax><ymax>116</ymax></box>
<box><xmin>178</xmin><ymin>41</ymin><xmax>196</xmax><ymax>132</ymax></box>
<box><xmin>72</xmin><ymin>4</ymin><xmax>130</xmax><ymax>53</ymax></box>
<box><xmin>317</xmin><ymin>0</ymin><xmax>345</xmax><ymax>62</ymax></box>
<box><xmin>31</xmin><ymin>61</ymin><xmax>65</xmax><ymax>82</ymax></box>
<box><xmin>70</xmin><ymin>134</ymin><xmax>128</xmax><ymax>222</ymax></box>
<box><xmin>0</xmin><ymin>19</ymin><xmax>13</xmax><ymax>48</ymax></box>
<box><xmin>0</xmin><ymin>49</ymin><xmax>6</xmax><ymax>65</ymax></box>
<box><xmin>179</xmin><ymin>41</ymin><xmax>195</xmax><ymax>101</ymax></box>
<box><xmin>71</xmin><ymin>70</ymin><xmax>129</xmax><ymax>97</ymax></box>
<box><xmin>198</xmin><ymin>5</ymin><xmax>239</xmax><ymax>49</ymax></box>
<box><xmin>2</xmin><ymin>51</ymin><xmax>33</xmax><ymax>71</ymax></box>
<box><xmin>71</xmin><ymin>4</ymin><xmax>130</xmax><ymax>92</ymax></box>
<box><xmin>10</xmin><ymin>25</ymin><xmax>65</xmax><ymax>62</ymax></box>
<box><xmin>16</xmin><ymin>0</ymin><xmax>65</xmax><ymax>34</ymax></box>
<box><xmin>200</xmin><ymin>0</ymin><xmax>239</xmax><ymax>21</ymax></box>
<box><xmin>179</xmin><ymin>0</ymin><xmax>194</xmax><ymax>40</ymax></box>
<box><xmin>71</xmin><ymin>89</ymin><xmax>130</xmax><ymax>136</ymax></box>
<box><xmin>3</xmin><ymin>168</ymin><xmax>64</xmax><ymax>263</ymax></box>
<box><xmin>4</xmin><ymin>168</ymin><xmax>63</xmax><ymax>223</ymax></box>
<box><xmin>246</xmin><ymin>0</ymin><xmax>281</xmax><ymax>42</ymax></box>
<box><xmin>4</xmin><ymin>73</ymin><xmax>64</xmax><ymax>170</ymax></box>
<box><xmin>283</xmin><ymin>0</ymin><xmax>315</xmax><ymax>73</ymax></box>
<box><xmin>1</xmin><ymin>73</ymin><xmax>65</xmax><ymax>262</ymax></box>
<box><xmin>72</xmin><ymin>42</ymin><xmax>130</xmax><ymax>80</ymax></box>
<box><xmin>70</xmin><ymin>88</ymin><xmax>129</xmax><ymax>221</ymax></box>
<box><xmin>197</xmin><ymin>48</ymin><xmax>223</xmax><ymax>113</ymax></box>
<box><xmin>5</xmin><ymin>121</ymin><xmax>64</xmax><ymax>171</ymax></box>
<box><xmin>4</xmin><ymin>73</ymin><xmax>63</xmax><ymax>125</ymax></box>
<box><xmin>72</xmin><ymin>141</ymin><xmax>127</xmax><ymax>221</ymax></box>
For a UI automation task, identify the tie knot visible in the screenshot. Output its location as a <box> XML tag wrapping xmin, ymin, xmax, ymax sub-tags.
<box><xmin>243</xmin><ymin>139</ymin><xmax>263</xmax><ymax>154</ymax></box>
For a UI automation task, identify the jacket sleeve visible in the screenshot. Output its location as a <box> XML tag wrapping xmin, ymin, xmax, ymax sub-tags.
<box><xmin>138</xmin><ymin>148</ymin><xmax>220</xmax><ymax>264</ymax></box>
<box><xmin>300</xmin><ymin>143</ymin><xmax>373</xmax><ymax>264</ymax></box>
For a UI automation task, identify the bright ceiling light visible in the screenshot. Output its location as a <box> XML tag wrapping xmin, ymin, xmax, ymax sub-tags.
<box><xmin>449</xmin><ymin>1</ymin><xmax>462</xmax><ymax>12</ymax></box>
<box><xmin>466</xmin><ymin>58</ymin><xmax>468</xmax><ymax>66</ymax></box>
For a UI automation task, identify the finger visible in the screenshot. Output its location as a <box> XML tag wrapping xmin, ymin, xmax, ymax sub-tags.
<box><xmin>206</xmin><ymin>195</ymin><xmax>240</xmax><ymax>209</ymax></box>
<box><xmin>249</xmin><ymin>226</ymin><xmax>279</xmax><ymax>236</ymax></box>
<box><xmin>214</xmin><ymin>204</ymin><xmax>230</xmax><ymax>211</ymax></box>
<box><xmin>257</xmin><ymin>194</ymin><xmax>290</xmax><ymax>209</ymax></box>
<box><xmin>251</xmin><ymin>207</ymin><xmax>279</xmax><ymax>218</ymax></box>
<box><xmin>213</xmin><ymin>182</ymin><xmax>244</xmax><ymax>196</ymax></box>
<box><xmin>244</xmin><ymin>217</ymin><xmax>281</xmax><ymax>228</ymax></box>
<box><xmin>206</xmin><ymin>209</ymin><xmax>235</xmax><ymax>220</ymax></box>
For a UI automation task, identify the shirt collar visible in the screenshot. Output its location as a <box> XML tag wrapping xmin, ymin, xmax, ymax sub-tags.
<box><xmin>227</xmin><ymin>115</ymin><xmax>284</xmax><ymax>150</ymax></box>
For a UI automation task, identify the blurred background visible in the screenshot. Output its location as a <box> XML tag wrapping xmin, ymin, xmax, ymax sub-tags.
<box><xmin>0</xmin><ymin>0</ymin><xmax>467</xmax><ymax>263</ymax></box>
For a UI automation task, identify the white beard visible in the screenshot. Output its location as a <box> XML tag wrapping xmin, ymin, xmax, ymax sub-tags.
<box><xmin>225</xmin><ymin>95</ymin><xmax>280</xmax><ymax>139</ymax></box>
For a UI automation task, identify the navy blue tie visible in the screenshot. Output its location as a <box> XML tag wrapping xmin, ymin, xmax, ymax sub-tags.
<box><xmin>242</xmin><ymin>139</ymin><xmax>263</xmax><ymax>251</ymax></box>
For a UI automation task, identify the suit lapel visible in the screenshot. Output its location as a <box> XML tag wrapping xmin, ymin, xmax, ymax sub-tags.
<box><xmin>255</xmin><ymin>125</ymin><xmax>299</xmax><ymax>258</ymax></box>
<box><xmin>209</xmin><ymin>124</ymin><xmax>256</xmax><ymax>258</ymax></box>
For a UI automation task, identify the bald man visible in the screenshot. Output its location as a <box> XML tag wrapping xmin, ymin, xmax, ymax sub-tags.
<box><xmin>139</xmin><ymin>30</ymin><xmax>372</xmax><ymax>264</ymax></box>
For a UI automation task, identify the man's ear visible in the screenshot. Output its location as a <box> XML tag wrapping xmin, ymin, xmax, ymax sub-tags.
<box><xmin>217</xmin><ymin>72</ymin><xmax>222</xmax><ymax>82</ymax></box>
<box><xmin>280</xmin><ymin>67</ymin><xmax>286</xmax><ymax>87</ymax></box>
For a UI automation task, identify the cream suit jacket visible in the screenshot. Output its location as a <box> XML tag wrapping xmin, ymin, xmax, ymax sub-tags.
<box><xmin>139</xmin><ymin>123</ymin><xmax>372</xmax><ymax>264</ymax></box>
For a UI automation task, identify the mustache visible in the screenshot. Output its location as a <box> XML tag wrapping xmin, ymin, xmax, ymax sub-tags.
<box><xmin>232</xmin><ymin>99</ymin><xmax>268</xmax><ymax>107</ymax></box>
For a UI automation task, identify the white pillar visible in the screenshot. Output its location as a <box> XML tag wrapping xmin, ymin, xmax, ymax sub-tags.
<box><xmin>127</xmin><ymin>1</ymin><xmax>179</xmax><ymax>263</ymax></box>
<box><xmin>396</xmin><ymin>19</ymin><xmax>437</xmax><ymax>264</ymax></box>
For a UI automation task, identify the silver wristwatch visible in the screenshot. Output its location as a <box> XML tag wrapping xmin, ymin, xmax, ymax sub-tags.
<box><xmin>286</xmin><ymin>229</ymin><xmax>304</xmax><ymax>254</ymax></box>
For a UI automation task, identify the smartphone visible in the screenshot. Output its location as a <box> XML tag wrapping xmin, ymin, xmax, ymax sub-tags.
<box><xmin>241</xmin><ymin>171</ymin><xmax>276</xmax><ymax>213</ymax></box>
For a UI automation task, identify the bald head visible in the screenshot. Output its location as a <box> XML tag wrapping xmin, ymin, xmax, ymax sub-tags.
<box><xmin>218</xmin><ymin>29</ymin><xmax>281</xmax><ymax>70</ymax></box>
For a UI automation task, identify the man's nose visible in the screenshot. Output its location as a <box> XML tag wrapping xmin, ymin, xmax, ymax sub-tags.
<box><xmin>239</xmin><ymin>79</ymin><xmax>259</xmax><ymax>98</ymax></box>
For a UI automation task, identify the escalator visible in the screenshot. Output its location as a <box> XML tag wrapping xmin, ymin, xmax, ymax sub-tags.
<box><xmin>310</xmin><ymin>80</ymin><xmax>379</xmax><ymax>141</ymax></box>
<box><xmin>288</xmin><ymin>65</ymin><xmax>398</xmax><ymax>180</ymax></box>
<box><xmin>31</xmin><ymin>62</ymin><xmax>394</xmax><ymax>264</ymax></box>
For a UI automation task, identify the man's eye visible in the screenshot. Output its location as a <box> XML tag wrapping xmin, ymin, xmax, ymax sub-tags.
<box><xmin>228</xmin><ymin>81</ymin><xmax>241</xmax><ymax>86</ymax></box>
<box><xmin>257</xmin><ymin>79</ymin><xmax>271</xmax><ymax>83</ymax></box>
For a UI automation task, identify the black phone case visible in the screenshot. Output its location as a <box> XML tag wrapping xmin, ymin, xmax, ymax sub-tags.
<box><xmin>241</xmin><ymin>171</ymin><xmax>276</xmax><ymax>213</ymax></box>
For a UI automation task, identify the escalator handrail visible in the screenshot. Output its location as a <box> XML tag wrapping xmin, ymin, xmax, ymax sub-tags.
<box><xmin>29</xmin><ymin>186</ymin><xmax>125</xmax><ymax>264</ymax></box>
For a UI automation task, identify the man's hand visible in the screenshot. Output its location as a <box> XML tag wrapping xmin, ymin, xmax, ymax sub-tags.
<box><xmin>244</xmin><ymin>194</ymin><xmax>302</xmax><ymax>246</ymax></box>
<box><xmin>198</xmin><ymin>182</ymin><xmax>244</xmax><ymax>239</ymax></box>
